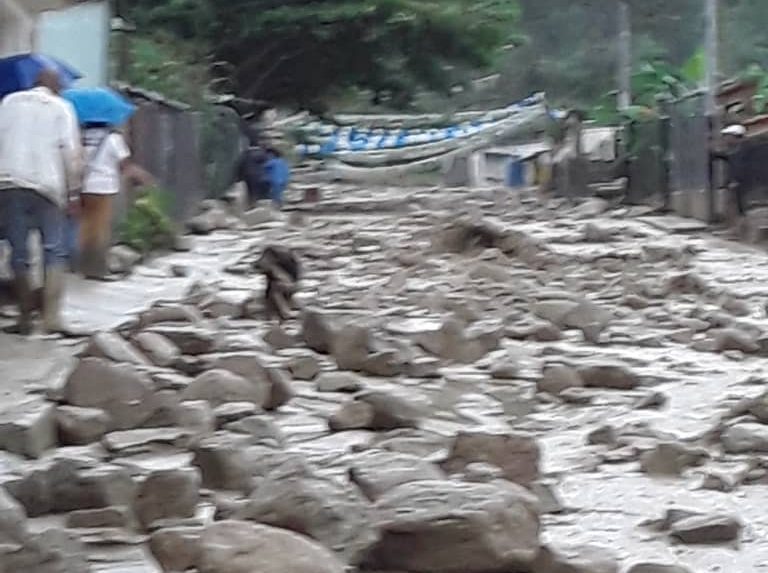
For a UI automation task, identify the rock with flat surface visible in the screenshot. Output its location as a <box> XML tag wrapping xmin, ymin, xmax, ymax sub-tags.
<box><xmin>198</xmin><ymin>521</ymin><xmax>346</xmax><ymax>573</ymax></box>
<box><xmin>363</xmin><ymin>480</ymin><xmax>540</xmax><ymax>573</ymax></box>
<box><xmin>670</xmin><ymin>513</ymin><xmax>742</xmax><ymax>544</ymax></box>
<box><xmin>721</xmin><ymin>423</ymin><xmax>768</xmax><ymax>453</ymax></box>
<box><xmin>287</xmin><ymin>354</ymin><xmax>321</xmax><ymax>380</ymax></box>
<box><xmin>102</xmin><ymin>427</ymin><xmax>191</xmax><ymax>454</ymax></box>
<box><xmin>243</xmin><ymin>464</ymin><xmax>377</xmax><ymax>564</ymax></box>
<box><xmin>134</xmin><ymin>467</ymin><xmax>201</xmax><ymax>528</ymax></box>
<box><xmin>182</xmin><ymin>369</ymin><xmax>268</xmax><ymax>408</ymax></box>
<box><xmin>626</xmin><ymin>564</ymin><xmax>694</xmax><ymax>573</ymax></box>
<box><xmin>224</xmin><ymin>415</ymin><xmax>285</xmax><ymax>446</ymax></box>
<box><xmin>328</xmin><ymin>401</ymin><xmax>375</xmax><ymax>432</ymax></box>
<box><xmin>63</xmin><ymin>357</ymin><xmax>158</xmax><ymax>430</ymax></box>
<box><xmin>56</xmin><ymin>406</ymin><xmax>111</xmax><ymax>446</ymax></box>
<box><xmin>333</xmin><ymin>324</ymin><xmax>371</xmax><ymax>371</ymax></box>
<box><xmin>66</xmin><ymin>506</ymin><xmax>133</xmax><ymax>529</ymax></box>
<box><xmin>713</xmin><ymin>328</ymin><xmax>759</xmax><ymax>354</ymax></box>
<box><xmin>348</xmin><ymin>449</ymin><xmax>445</xmax><ymax>500</ymax></box>
<box><xmin>0</xmin><ymin>486</ymin><xmax>28</xmax><ymax>549</ymax></box>
<box><xmin>640</xmin><ymin>442</ymin><xmax>708</xmax><ymax>476</ymax></box>
<box><xmin>0</xmin><ymin>400</ymin><xmax>56</xmax><ymax>459</ymax></box>
<box><xmin>442</xmin><ymin>431</ymin><xmax>540</xmax><ymax>486</ymax></box>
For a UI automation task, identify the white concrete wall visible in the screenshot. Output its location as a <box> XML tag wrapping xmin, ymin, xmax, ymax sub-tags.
<box><xmin>37</xmin><ymin>1</ymin><xmax>110</xmax><ymax>87</ymax></box>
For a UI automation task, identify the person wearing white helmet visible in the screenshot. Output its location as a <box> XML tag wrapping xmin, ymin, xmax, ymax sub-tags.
<box><xmin>713</xmin><ymin>124</ymin><xmax>748</xmax><ymax>219</ymax></box>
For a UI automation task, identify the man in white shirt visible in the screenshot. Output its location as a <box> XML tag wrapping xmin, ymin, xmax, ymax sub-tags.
<box><xmin>0</xmin><ymin>69</ymin><xmax>82</xmax><ymax>335</ymax></box>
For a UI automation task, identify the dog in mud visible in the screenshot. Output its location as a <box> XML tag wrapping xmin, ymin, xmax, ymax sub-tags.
<box><xmin>252</xmin><ymin>246</ymin><xmax>301</xmax><ymax>322</ymax></box>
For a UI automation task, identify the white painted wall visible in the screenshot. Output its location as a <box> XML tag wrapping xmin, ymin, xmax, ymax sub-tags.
<box><xmin>37</xmin><ymin>0</ymin><xmax>110</xmax><ymax>86</ymax></box>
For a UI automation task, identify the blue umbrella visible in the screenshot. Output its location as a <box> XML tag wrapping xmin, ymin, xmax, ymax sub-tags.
<box><xmin>62</xmin><ymin>87</ymin><xmax>136</xmax><ymax>126</ymax></box>
<box><xmin>0</xmin><ymin>53</ymin><xmax>82</xmax><ymax>99</ymax></box>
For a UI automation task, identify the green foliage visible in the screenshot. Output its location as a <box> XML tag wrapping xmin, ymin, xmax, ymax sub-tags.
<box><xmin>125</xmin><ymin>0</ymin><xmax>520</xmax><ymax>110</ymax></box>
<box><xmin>118</xmin><ymin>187</ymin><xmax>176</xmax><ymax>254</ymax></box>
<box><xmin>122</xmin><ymin>34</ymin><xmax>210</xmax><ymax>107</ymax></box>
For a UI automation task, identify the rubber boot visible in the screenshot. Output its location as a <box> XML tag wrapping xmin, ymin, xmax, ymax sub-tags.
<box><xmin>4</xmin><ymin>273</ymin><xmax>33</xmax><ymax>335</ymax></box>
<box><xmin>42</xmin><ymin>266</ymin><xmax>65</xmax><ymax>335</ymax></box>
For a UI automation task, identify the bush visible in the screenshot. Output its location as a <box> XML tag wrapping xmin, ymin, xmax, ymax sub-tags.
<box><xmin>118</xmin><ymin>186</ymin><xmax>176</xmax><ymax>254</ymax></box>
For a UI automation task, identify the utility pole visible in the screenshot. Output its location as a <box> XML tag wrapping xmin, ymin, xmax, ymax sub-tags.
<box><xmin>617</xmin><ymin>0</ymin><xmax>632</xmax><ymax>111</ymax></box>
<box><xmin>704</xmin><ymin>0</ymin><xmax>718</xmax><ymax>115</ymax></box>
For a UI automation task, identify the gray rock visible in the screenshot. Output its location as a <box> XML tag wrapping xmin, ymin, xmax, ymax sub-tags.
<box><xmin>360</xmin><ymin>350</ymin><xmax>405</xmax><ymax>377</ymax></box>
<box><xmin>182</xmin><ymin>369</ymin><xmax>268</xmax><ymax>408</ymax></box>
<box><xmin>63</xmin><ymin>357</ymin><xmax>158</xmax><ymax>430</ymax></box>
<box><xmin>586</xmin><ymin>425</ymin><xmax>617</xmax><ymax>446</ymax></box>
<box><xmin>198</xmin><ymin>521</ymin><xmax>346</xmax><ymax>573</ymax></box>
<box><xmin>243</xmin><ymin>464</ymin><xmax>378</xmax><ymax>564</ymax></box>
<box><xmin>332</xmin><ymin>324</ymin><xmax>372</xmax><ymax>371</ymax></box>
<box><xmin>0</xmin><ymin>400</ymin><xmax>56</xmax><ymax>459</ymax></box>
<box><xmin>224</xmin><ymin>415</ymin><xmax>285</xmax><ymax>446</ymax></box>
<box><xmin>137</xmin><ymin>304</ymin><xmax>202</xmax><ymax>329</ymax></box>
<box><xmin>56</xmin><ymin>406</ymin><xmax>111</xmax><ymax>446</ymax></box>
<box><xmin>626</xmin><ymin>564</ymin><xmax>694</xmax><ymax>573</ymax></box>
<box><xmin>303</xmin><ymin>309</ymin><xmax>335</xmax><ymax>354</ymax></box>
<box><xmin>107</xmin><ymin>244</ymin><xmax>142</xmax><ymax>274</ymax></box>
<box><xmin>134</xmin><ymin>331</ymin><xmax>182</xmax><ymax>367</ymax></box>
<box><xmin>721</xmin><ymin>423</ymin><xmax>768</xmax><ymax>453</ymax></box>
<box><xmin>287</xmin><ymin>354</ymin><xmax>321</xmax><ymax>380</ymax></box>
<box><xmin>670</xmin><ymin>514</ymin><xmax>742</xmax><ymax>544</ymax></box>
<box><xmin>176</xmin><ymin>400</ymin><xmax>216</xmax><ymax>437</ymax></box>
<box><xmin>713</xmin><ymin>328</ymin><xmax>759</xmax><ymax>354</ymax></box>
<box><xmin>134</xmin><ymin>467</ymin><xmax>201</xmax><ymax>528</ymax></box>
<box><xmin>490</xmin><ymin>358</ymin><xmax>520</xmax><ymax>380</ymax></box>
<box><xmin>264</xmin><ymin>325</ymin><xmax>298</xmax><ymax>349</ymax></box>
<box><xmin>578</xmin><ymin>364</ymin><xmax>641</xmax><ymax>390</ymax></box>
<box><xmin>442</xmin><ymin>431</ymin><xmax>540</xmax><ymax>486</ymax></box>
<box><xmin>317</xmin><ymin>372</ymin><xmax>363</xmax><ymax>393</ymax></box>
<box><xmin>0</xmin><ymin>486</ymin><xmax>28</xmax><ymax>549</ymax></box>
<box><xmin>84</xmin><ymin>331</ymin><xmax>149</xmax><ymax>365</ymax></box>
<box><xmin>66</xmin><ymin>506</ymin><xmax>133</xmax><ymax>529</ymax></box>
<box><xmin>531</xmin><ymin>544</ymin><xmax>619</xmax><ymax>573</ymax></box>
<box><xmin>538</xmin><ymin>364</ymin><xmax>583</xmax><ymax>395</ymax></box>
<box><xmin>640</xmin><ymin>442</ymin><xmax>708</xmax><ymax>476</ymax></box>
<box><xmin>145</xmin><ymin>324</ymin><xmax>217</xmax><ymax>355</ymax></box>
<box><xmin>357</xmin><ymin>391</ymin><xmax>424</xmax><ymax>430</ymax></box>
<box><xmin>363</xmin><ymin>480</ymin><xmax>540</xmax><ymax>573</ymax></box>
<box><xmin>263</xmin><ymin>368</ymin><xmax>295</xmax><ymax>411</ymax></box>
<box><xmin>244</xmin><ymin>206</ymin><xmax>273</xmax><ymax>226</ymax></box>
<box><xmin>150</xmin><ymin>526</ymin><xmax>203</xmax><ymax>572</ymax></box>
<box><xmin>52</xmin><ymin>463</ymin><xmax>137</xmax><ymax>513</ymax></box>
<box><xmin>214</xmin><ymin>402</ymin><xmax>261</xmax><ymax>427</ymax></box>
<box><xmin>328</xmin><ymin>401</ymin><xmax>375</xmax><ymax>432</ymax></box>
<box><xmin>348</xmin><ymin>449</ymin><xmax>445</xmax><ymax>500</ymax></box>
<box><xmin>102</xmin><ymin>427</ymin><xmax>192</xmax><ymax>454</ymax></box>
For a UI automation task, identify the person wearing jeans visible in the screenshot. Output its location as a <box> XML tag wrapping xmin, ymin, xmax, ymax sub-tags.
<box><xmin>0</xmin><ymin>69</ymin><xmax>82</xmax><ymax>335</ymax></box>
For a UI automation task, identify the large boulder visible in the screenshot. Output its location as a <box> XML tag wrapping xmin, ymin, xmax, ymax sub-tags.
<box><xmin>134</xmin><ymin>331</ymin><xmax>182</xmax><ymax>367</ymax></box>
<box><xmin>83</xmin><ymin>331</ymin><xmax>149</xmax><ymax>365</ymax></box>
<box><xmin>0</xmin><ymin>399</ymin><xmax>56</xmax><ymax>459</ymax></box>
<box><xmin>330</xmin><ymin>391</ymin><xmax>424</xmax><ymax>432</ymax></box>
<box><xmin>181</xmin><ymin>369</ymin><xmax>268</xmax><ymax>408</ymax></box>
<box><xmin>577</xmin><ymin>364</ymin><xmax>641</xmax><ymax>390</ymax></box>
<box><xmin>207</xmin><ymin>354</ymin><xmax>292</xmax><ymax>410</ymax></box>
<box><xmin>198</xmin><ymin>521</ymin><xmax>346</xmax><ymax>573</ymax></box>
<box><xmin>348</xmin><ymin>449</ymin><xmax>445</xmax><ymax>501</ymax></box>
<box><xmin>241</xmin><ymin>463</ymin><xmax>378</xmax><ymax>564</ymax></box>
<box><xmin>134</xmin><ymin>467</ymin><xmax>201</xmax><ymax>528</ymax></box>
<box><xmin>56</xmin><ymin>406</ymin><xmax>111</xmax><ymax>446</ymax></box>
<box><xmin>332</xmin><ymin>324</ymin><xmax>371</xmax><ymax>371</ymax></box>
<box><xmin>150</xmin><ymin>526</ymin><xmax>202</xmax><ymax>572</ymax></box>
<box><xmin>303</xmin><ymin>309</ymin><xmax>335</xmax><ymax>354</ymax></box>
<box><xmin>363</xmin><ymin>480</ymin><xmax>540</xmax><ymax>573</ymax></box>
<box><xmin>63</xmin><ymin>358</ymin><xmax>157</xmax><ymax>430</ymax></box>
<box><xmin>442</xmin><ymin>431</ymin><xmax>540</xmax><ymax>486</ymax></box>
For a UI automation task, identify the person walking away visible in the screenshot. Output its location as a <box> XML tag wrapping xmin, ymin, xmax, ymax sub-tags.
<box><xmin>264</xmin><ymin>147</ymin><xmax>290</xmax><ymax>209</ymax></box>
<box><xmin>79</xmin><ymin>122</ymin><xmax>153</xmax><ymax>280</ymax></box>
<box><xmin>0</xmin><ymin>69</ymin><xmax>82</xmax><ymax>335</ymax></box>
<box><xmin>713</xmin><ymin>124</ymin><xmax>749</xmax><ymax>224</ymax></box>
<box><xmin>234</xmin><ymin>134</ymin><xmax>269</xmax><ymax>208</ymax></box>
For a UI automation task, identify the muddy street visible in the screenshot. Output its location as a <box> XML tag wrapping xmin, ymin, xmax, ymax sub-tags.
<box><xmin>2</xmin><ymin>186</ymin><xmax>768</xmax><ymax>572</ymax></box>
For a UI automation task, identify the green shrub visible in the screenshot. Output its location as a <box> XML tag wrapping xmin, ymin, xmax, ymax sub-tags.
<box><xmin>119</xmin><ymin>186</ymin><xmax>176</xmax><ymax>254</ymax></box>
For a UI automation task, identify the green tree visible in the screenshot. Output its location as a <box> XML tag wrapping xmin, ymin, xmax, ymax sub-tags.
<box><xmin>124</xmin><ymin>0</ymin><xmax>520</xmax><ymax>110</ymax></box>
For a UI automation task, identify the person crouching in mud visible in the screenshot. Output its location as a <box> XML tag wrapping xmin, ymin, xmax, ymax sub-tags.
<box><xmin>713</xmin><ymin>124</ymin><xmax>749</xmax><ymax>225</ymax></box>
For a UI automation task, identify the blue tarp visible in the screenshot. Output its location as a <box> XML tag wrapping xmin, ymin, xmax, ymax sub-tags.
<box><xmin>62</xmin><ymin>87</ymin><xmax>135</xmax><ymax>126</ymax></box>
<box><xmin>0</xmin><ymin>53</ymin><xmax>81</xmax><ymax>99</ymax></box>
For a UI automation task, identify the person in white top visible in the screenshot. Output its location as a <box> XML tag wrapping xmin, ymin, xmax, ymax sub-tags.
<box><xmin>78</xmin><ymin>122</ymin><xmax>152</xmax><ymax>279</ymax></box>
<box><xmin>0</xmin><ymin>69</ymin><xmax>82</xmax><ymax>335</ymax></box>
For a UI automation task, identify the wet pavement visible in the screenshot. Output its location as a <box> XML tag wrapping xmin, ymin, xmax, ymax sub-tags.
<box><xmin>4</xmin><ymin>186</ymin><xmax>768</xmax><ymax>571</ymax></box>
